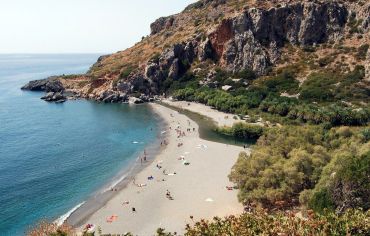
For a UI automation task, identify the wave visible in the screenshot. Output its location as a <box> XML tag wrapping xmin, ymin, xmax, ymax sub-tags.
<box><xmin>102</xmin><ymin>172</ymin><xmax>130</xmax><ymax>193</ymax></box>
<box><xmin>101</xmin><ymin>151</ymin><xmax>148</xmax><ymax>193</ymax></box>
<box><xmin>54</xmin><ymin>201</ymin><xmax>86</xmax><ymax>226</ymax></box>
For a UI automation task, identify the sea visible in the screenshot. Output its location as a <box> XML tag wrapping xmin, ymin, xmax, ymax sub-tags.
<box><xmin>0</xmin><ymin>54</ymin><xmax>162</xmax><ymax>235</ymax></box>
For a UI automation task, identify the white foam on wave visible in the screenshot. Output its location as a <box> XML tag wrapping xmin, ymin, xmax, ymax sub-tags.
<box><xmin>54</xmin><ymin>201</ymin><xmax>85</xmax><ymax>226</ymax></box>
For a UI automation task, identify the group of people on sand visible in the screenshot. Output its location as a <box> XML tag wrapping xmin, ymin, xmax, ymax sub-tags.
<box><xmin>133</xmin><ymin>178</ymin><xmax>147</xmax><ymax>187</ymax></box>
<box><xmin>140</xmin><ymin>150</ymin><xmax>147</xmax><ymax>165</ymax></box>
<box><xmin>166</xmin><ymin>189</ymin><xmax>174</xmax><ymax>200</ymax></box>
<box><xmin>175</xmin><ymin>129</ymin><xmax>186</xmax><ymax>138</ymax></box>
<box><xmin>160</xmin><ymin>140</ymin><xmax>168</xmax><ymax>146</ymax></box>
<box><xmin>115</xmin><ymin>111</ymin><xmax>194</xmax><ymax>220</ymax></box>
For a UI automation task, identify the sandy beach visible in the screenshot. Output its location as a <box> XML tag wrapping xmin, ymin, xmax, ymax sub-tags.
<box><xmin>162</xmin><ymin>99</ymin><xmax>244</xmax><ymax>127</ymax></box>
<box><xmin>79</xmin><ymin>103</ymin><xmax>247</xmax><ymax>235</ymax></box>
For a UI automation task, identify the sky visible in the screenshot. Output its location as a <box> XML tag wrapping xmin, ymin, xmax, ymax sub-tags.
<box><xmin>0</xmin><ymin>0</ymin><xmax>197</xmax><ymax>54</ymax></box>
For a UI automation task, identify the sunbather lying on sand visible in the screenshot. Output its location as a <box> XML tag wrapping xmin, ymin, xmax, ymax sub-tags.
<box><xmin>106</xmin><ymin>215</ymin><xmax>118</xmax><ymax>223</ymax></box>
<box><xmin>136</xmin><ymin>183</ymin><xmax>147</xmax><ymax>187</ymax></box>
<box><xmin>163</xmin><ymin>169</ymin><xmax>176</xmax><ymax>176</ymax></box>
<box><xmin>166</xmin><ymin>190</ymin><xmax>174</xmax><ymax>200</ymax></box>
<box><xmin>133</xmin><ymin>178</ymin><xmax>147</xmax><ymax>187</ymax></box>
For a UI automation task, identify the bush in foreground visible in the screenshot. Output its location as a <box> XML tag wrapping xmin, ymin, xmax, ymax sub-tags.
<box><xmin>162</xmin><ymin>209</ymin><xmax>369</xmax><ymax>236</ymax></box>
<box><xmin>31</xmin><ymin>209</ymin><xmax>369</xmax><ymax>236</ymax></box>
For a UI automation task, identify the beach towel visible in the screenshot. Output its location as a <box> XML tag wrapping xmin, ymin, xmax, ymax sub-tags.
<box><xmin>106</xmin><ymin>215</ymin><xmax>118</xmax><ymax>223</ymax></box>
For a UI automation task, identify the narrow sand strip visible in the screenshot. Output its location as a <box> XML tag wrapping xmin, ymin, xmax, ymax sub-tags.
<box><xmin>80</xmin><ymin>104</ymin><xmax>247</xmax><ymax>235</ymax></box>
<box><xmin>162</xmin><ymin>99</ymin><xmax>244</xmax><ymax>127</ymax></box>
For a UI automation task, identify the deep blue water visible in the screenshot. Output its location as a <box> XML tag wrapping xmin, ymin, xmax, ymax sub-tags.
<box><xmin>0</xmin><ymin>54</ymin><xmax>160</xmax><ymax>235</ymax></box>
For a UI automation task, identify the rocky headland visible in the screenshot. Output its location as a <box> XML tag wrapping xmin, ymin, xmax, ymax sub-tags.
<box><xmin>21</xmin><ymin>0</ymin><xmax>369</xmax><ymax>106</ymax></box>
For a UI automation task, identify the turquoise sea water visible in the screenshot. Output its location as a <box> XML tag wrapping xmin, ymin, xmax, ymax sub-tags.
<box><xmin>0</xmin><ymin>54</ymin><xmax>161</xmax><ymax>235</ymax></box>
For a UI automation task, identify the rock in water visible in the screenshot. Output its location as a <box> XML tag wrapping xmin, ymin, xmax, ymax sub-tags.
<box><xmin>41</xmin><ymin>92</ymin><xmax>67</xmax><ymax>103</ymax></box>
<box><xmin>128</xmin><ymin>97</ymin><xmax>143</xmax><ymax>104</ymax></box>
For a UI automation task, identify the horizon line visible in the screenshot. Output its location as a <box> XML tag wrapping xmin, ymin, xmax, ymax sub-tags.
<box><xmin>0</xmin><ymin>52</ymin><xmax>110</xmax><ymax>55</ymax></box>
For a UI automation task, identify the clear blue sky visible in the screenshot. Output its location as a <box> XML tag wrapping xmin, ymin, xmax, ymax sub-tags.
<box><xmin>0</xmin><ymin>0</ymin><xmax>197</xmax><ymax>54</ymax></box>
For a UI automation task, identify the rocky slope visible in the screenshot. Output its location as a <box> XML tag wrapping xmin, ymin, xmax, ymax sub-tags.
<box><xmin>22</xmin><ymin>0</ymin><xmax>370</xmax><ymax>103</ymax></box>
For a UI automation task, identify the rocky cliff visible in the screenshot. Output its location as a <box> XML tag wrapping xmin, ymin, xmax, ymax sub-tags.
<box><xmin>22</xmin><ymin>0</ymin><xmax>370</xmax><ymax>103</ymax></box>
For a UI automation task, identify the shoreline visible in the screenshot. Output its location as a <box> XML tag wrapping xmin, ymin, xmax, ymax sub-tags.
<box><xmin>64</xmin><ymin>103</ymin><xmax>170</xmax><ymax>228</ymax></box>
<box><xmin>161</xmin><ymin>99</ymin><xmax>244</xmax><ymax>127</ymax></box>
<box><xmin>76</xmin><ymin>103</ymin><xmax>248</xmax><ymax>235</ymax></box>
<box><xmin>159</xmin><ymin>100</ymin><xmax>256</xmax><ymax>147</ymax></box>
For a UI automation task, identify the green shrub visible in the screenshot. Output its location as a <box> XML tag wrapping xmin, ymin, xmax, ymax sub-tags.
<box><xmin>302</xmin><ymin>45</ymin><xmax>316</xmax><ymax>52</ymax></box>
<box><xmin>161</xmin><ymin>209</ymin><xmax>370</xmax><ymax>236</ymax></box>
<box><xmin>216</xmin><ymin>123</ymin><xmax>265</xmax><ymax>140</ymax></box>
<box><xmin>119</xmin><ymin>66</ymin><xmax>134</xmax><ymax>79</ymax></box>
<box><xmin>318</xmin><ymin>56</ymin><xmax>334</xmax><ymax>67</ymax></box>
<box><xmin>361</xmin><ymin>128</ymin><xmax>370</xmax><ymax>141</ymax></box>
<box><xmin>260</xmin><ymin>71</ymin><xmax>299</xmax><ymax>94</ymax></box>
<box><xmin>308</xmin><ymin>151</ymin><xmax>370</xmax><ymax>213</ymax></box>
<box><xmin>229</xmin><ymin>126</ymin><xmax>331</xmax><ymax>206</ymax></box>
<box><xmin>299</xmin><ymin>72</ymin><xmax>337</xmax><ymax>101</ymax></box>
<box><xmin>229</xmin><ymin>125</ymin><xmax>370</xmax><ymax>209</ymax></box>
<box><xmin>234</xmin><ymin>68</ymin><xmax>256</xmax><ymax>81</ymax></box>
<box><xmin>356</xmin><ymin>44</ymin><xmax>369</xmax><ymax>60</ymax></box>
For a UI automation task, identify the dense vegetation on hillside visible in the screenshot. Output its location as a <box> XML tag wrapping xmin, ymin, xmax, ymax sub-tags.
<box><xmin>171</xmin><ymin>65</ymin><xmax>370</xmax><ymax>127</ymax></box>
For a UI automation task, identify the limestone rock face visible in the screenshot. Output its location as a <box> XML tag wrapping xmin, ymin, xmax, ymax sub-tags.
<box><xmin>128</xmin><ymin>96</ymin><xmax>143</xmax><ymax>104</ymax></box>
<box><xmin>135</xmin><ymin>1</ymin><xmax>349</xmax><ymax>92</ymax></box>
<box><xmin>144</xmin><ymin>41</ymin><xmax>198</xmax><ymax>93</ymax></box>
<box><xmin>21</xmin><ymin>77</ymin><xmax>64</xmax><ymax>92</ymax></box>
<box><xmin>116</xmin><ymin>72</ymin><xmax>146</xmax><ymax>94</ymax></box>
<box><xmin>208</xmin><ymin>19</ymin><xmax>234</xmax><ymax>60</ymax></box>
<box><xmin>150</xmin><ymin>16</ymin><xmax>175</xmax><ymax>35</ymax></box>
<box><xmin>223</xmin><ymin>31</ymin><xmax>271</xmax><ymax>75</ymax></box>
<box><xmin>208</xmin><ymin>1</ymin><xmax>348</xmax><ymax>74</ymax></box>
<box><xmin>88</xmin><ymin>1</ymin><xmax>352</xmax><ymax>99</ymax></box>
<box><xmin>198</xmin><ymin>38</ymin><xmax>214</xmax><ymax>61</ymax></box>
